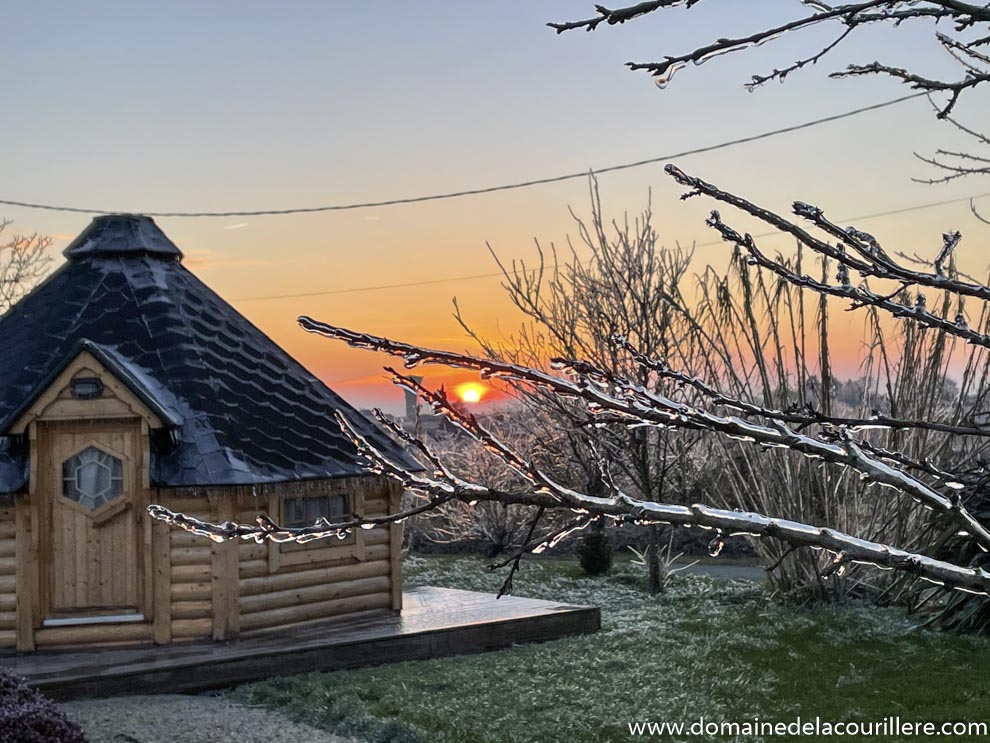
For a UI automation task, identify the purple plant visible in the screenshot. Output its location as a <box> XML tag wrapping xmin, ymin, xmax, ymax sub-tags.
<box><xmin>0</xmin><ymin>669</ymin><xmax>87</xmax><ymax>743</ymax></box>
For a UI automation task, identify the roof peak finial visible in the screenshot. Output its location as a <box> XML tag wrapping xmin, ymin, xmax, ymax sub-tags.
<box><xmin>63</xmin><ymin>214</ymin><xmax>184</xmax><ymax>260</ymax></box>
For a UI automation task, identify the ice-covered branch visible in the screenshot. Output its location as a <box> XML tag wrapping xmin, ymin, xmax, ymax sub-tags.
<box><xmin>330</xmin><ymin>374</ymin><xmax>990</xmax><ymax>596</ymax></box>
<box><xmin>613</xmin><ymin>333</ymin><xmax>990</xmax><ymax>439</ymax></box>
<box><xmin>147</xmin><ymin>483</ymin><xmax>455</xmax><ymax>545</ymax></box>
<box><xmin>700</xmin><ymin>208</ymin><xmax>990</xmax><ymax>350</ymax></box>
<box><xmin>546</xmin><ymin>1</ymin><xmax>703</xmax><ymax>34</ymax></box>
<box><xmin>549</xmin><ymin>2</ymin><xmax>990</xmax><ymax>109</ymax></box>
<box><xmin>297</xmin><ymin>319</ymin><xmax>990</xmax><ymax>552</ymax></box>
<box><xmin>665</xmin><ymin>165</ymin><xmax>990</xmax><ymax>307</ymax></box>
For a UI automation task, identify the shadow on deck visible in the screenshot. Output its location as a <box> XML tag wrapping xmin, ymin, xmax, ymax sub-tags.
<box><xmin>1</xmin><ymin>586</ymin><xmax>600</xmax><ymax>700</ymax></box>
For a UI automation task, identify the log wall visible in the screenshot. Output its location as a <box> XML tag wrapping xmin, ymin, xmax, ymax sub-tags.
<box><xmin>0</xmin><ymin>506</ymin><xmax>15</xmax><ymax>647</ymax></box>
<box><xmin>5</xmin><ymin>476</ymin><xmax>402</xmax><ymax>649</ymax></box>
<box><xmin>163</xmin><ymin>494</ymin><xmax>214</xmax><ymax>642</ymax></box>
<box><xmin>235</xmin><ymin>476</ymin><xmax>401</xmax><ymax>636</ymax></box>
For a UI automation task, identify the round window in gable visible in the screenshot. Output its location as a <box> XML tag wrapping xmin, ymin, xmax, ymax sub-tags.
<box><xmin>71</xmin><ymin>377</ymin><xmax>104</xmax><ymax>400</ymax></box>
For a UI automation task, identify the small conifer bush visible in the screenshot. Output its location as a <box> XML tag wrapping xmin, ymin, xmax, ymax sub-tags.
<box><xmin>576</xmin><ymin>525</ymin><xmax>613</xmax><ymax>576</ymax></box>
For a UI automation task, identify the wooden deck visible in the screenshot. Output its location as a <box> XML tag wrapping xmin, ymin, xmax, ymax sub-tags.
<box><xmin>0</xmin><ymin>586</ymin><xmax>600</xmax><ymax>700</ymax></box>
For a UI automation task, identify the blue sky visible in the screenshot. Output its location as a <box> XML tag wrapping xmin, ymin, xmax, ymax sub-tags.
<box><xmin>5</xmin><ymin>2</ymin><xmax>989</xmax><ymax>408</ymax></box>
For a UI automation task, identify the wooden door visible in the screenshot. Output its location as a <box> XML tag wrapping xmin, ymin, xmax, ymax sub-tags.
<box><xmin>41</xmin><ymin>422</ymin><xmax>144</xmax><ymax>617</ymax></box>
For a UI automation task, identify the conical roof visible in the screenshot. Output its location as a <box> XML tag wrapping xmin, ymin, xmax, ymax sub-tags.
<box><xmin>63</xmin><ymin>214</ymin><xmax>183</xmax><ymax>259</ymax></box>
<box><xmin>0</xmin><ymin>215</ymin><xmax>416</xmax><ymax>492</ymax></box>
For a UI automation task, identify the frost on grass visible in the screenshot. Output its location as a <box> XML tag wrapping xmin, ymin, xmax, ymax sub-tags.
<box><xmin>240</xmin><ymin>558</ymin><xmax>776</xmax><ymax>740</ymax></box>
<box><xmin>234</xmin><ymin>556</ymin><xmax>990</xmax><ymax>743</ymax></box>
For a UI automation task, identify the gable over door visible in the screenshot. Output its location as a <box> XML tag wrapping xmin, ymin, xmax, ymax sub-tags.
<box><xmin>9</xmin><ymin>349</ymin><xmax>166</xmax><ymax>648</ymax></box>
<box><xmin>38</xmin><ymin>421</ymin><xmax>146</xmax><ymax>617</ymax></box>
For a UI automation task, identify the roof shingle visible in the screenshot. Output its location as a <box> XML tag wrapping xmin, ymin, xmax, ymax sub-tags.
<box><xmin>0</xmin><ymin>215</ymin><xmax>416</xmax><ymax>493</ymax></box>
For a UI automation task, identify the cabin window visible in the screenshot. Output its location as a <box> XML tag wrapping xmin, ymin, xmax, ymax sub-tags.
<box><xmin>62</xmin><ymin>447</ymin><xmax>124</xmax><ymax>510</ymax></box>
<box><xmin>70</xmin><ymin>377</ymin><xmax>104</xmax><ymax>400</ymax></box>
<box><xmin>279</xmin><ymin>492</ymin><xmax>354</xmax><ymax>557</ymax></box>
<box><xmin>274</xmin><ymin>489</ymin><xmax>365</xmax><ymax>564</ymax></box>
<box><xmin>283</xmin><ymin>493</ymin><xmax>350</xmax><ymax>528</ymax></box>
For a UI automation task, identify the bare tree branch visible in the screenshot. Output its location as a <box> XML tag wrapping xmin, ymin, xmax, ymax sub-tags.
<box><xmin>0</xmin><ymin>221</ymin><xmax>52</xmax><ymax>315</ymax></box>
<box><xmin>295</xmin><ymin>319</ymin><xmax>990</xmax><ymax>555</ymax></box>
<box><xmin>665</xmin><ymin>165</ymin><xmax>990</xmax><ymax>305</ymax></box>
<box><xmin>549</xmin><ymin>2</ymin><xmax>990</xmax><ymax>111</ymax></box>
<box><xmin>336</xmin><ymin>375</ymin><xmax>990</xmax><ymax>596</ymax></box>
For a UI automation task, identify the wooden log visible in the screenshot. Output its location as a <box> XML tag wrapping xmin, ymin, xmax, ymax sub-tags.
<box><xmin>159</xmin><ymin>496</ymin><xmax>212</xmax><ymax>512</ymax></box>
<box><xmin>0</xmin><ymin>594</ymin><xmax>14</xmax><ymax>612</ymax></box>
<box><xmin>238</xmin><ymin>542</ymin><xmax>267</xmax><ymax>560</ymax></box>
<box><xmin>153</xmin><ymin>518</ymin><xmax>171</xmax><ymax>645</ymax></box>
<box><xmin>388</xmin><ymin>480</ymin><xmax>403</xmax><ymax>611</ymax></box>
<box><xmin>142</xmin><ymin>483</ymin><xmax>154</xmax><ymax>619</ymax></box>
<box><xmin>240</xmin><ymin>592</ymin><xmax>392</xmax><ymax>632</ymax></box>
<box><xmin>171</xmin><ymin>581</ymin><xmax>211</xmax><ymax>602</ymax></box>
<box><xmin>266</xmin><ymin>493</ymin><xmax>281</xmax><ymax>575</ymax></box>
<box><xmin>0</xmin><ymin>521</ymin><xmax>15</xmax><ymax>541</ymax></box>
<box><xmin>211</xmin><ymin>496</ymin><xmax>239</xmax><ymax>641</ymax></box>
<box><xmin>365</xmin><ymin>543</ymin><xmax>390</xmax><ymax>561</ymax></box>
<box><xmin>240</xmin><ymin>540</ymin><xmax>390</xmax><ymax>580</ymax></box>
<box><xmin>239</xmin><ymin>560</ymin><xmax>389</xmax><ymax>597</ymax></box>
<box><xmin>0</xmin><ymin>540</ymin><xmax>14</xmax><ymax>560</ymax></box>
<box><xmin>0</xmin><ymin>630</ymin><xmax>14</xmax><ymax>647</ymax></box>
<box><xmin>170</xmin><ymin>528</ymin><xmax>213</xmax><ymax>549</ymax></box>
<box><xmin>288</xmin><ymin>540</ymin><xmax>388</xmax><ymax>567</ymax></box>
<box><xmin>169</xmin><ymin>546</ymin><xmax>212</xmax><ymax>566</ymax></box>
<box><xmin>171</xmin><ymin>564</ymin><xmax>210</xmax><ymax>583</ymax></box>
<box><xmin>35</xmin><ymin>623</ymin><xmax>153</xmax><ymax>647</ymax></box>
<box><xmin>364</xmin><ymin>529</ymin><xmax>389</xmax><ymax>546</ymax></box>
<box><xmin>0</xmin><ymin>575</ymin><xmax>14</xmax><ymax>594</ymax></box>
<box><xmin>364</xmin><ymin>497</ymin><xmax>388</xmax><ymax>515</ymax></box>
<box><xmin>170</xmin><ymin>600</ymin><xmax>212</xmax><ymax>620</ymax></box>
<box><xmin>240</xmin><ymin>575</ymin><xmax>390</xmax><ymax>615</ymax></box>
<box><xmin>171</xmin><ymin>618</ymin><xmax>212</xmax><ymax>639</ymax></box>
<box><xmin>0</xmin><ymin>610</ymin><xmax>15</xmax><ymax>629</ymax></box>
<box><xmin>269</xmin><ymin>544</ymin><xmax>392</xmax><ymax>578</ymax></box>
<box><xmin>239</xmin><ymin>560</ymin><xmax>268</xmax><ymax>579</ymax></box>
<box><xmin>15</xmin><ymin>495</ymin><xmax>34</xmax><ymax>651</ymax></box>
<box><xmin>277</xmin><ymin>543</ymin><xmax>359</xmax><ymax>569</ymax></box>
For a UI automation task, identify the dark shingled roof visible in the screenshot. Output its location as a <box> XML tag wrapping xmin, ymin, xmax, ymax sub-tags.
<box><xmin>0</xmin><ymin>214</ymin><xmax>417</xmax><ymax>493</ymax></box>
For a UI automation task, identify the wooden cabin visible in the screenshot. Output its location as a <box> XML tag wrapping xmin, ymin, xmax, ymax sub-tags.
<box><xmin>0</xmin><ymin>215</ymin><xmax>417</xmax><ymax>651</ymax></box>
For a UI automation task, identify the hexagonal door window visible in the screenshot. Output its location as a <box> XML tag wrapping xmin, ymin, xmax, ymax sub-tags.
<box><xmin>62</xmin><ymin>447</ymin><xmax>124</xmax><ymax>510</ymax></box>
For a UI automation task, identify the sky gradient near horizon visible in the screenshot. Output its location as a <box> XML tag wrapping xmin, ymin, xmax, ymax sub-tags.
<box><xmin>5</xmin><ymin>2</ymin><xmax>990</xmax><ymax>412</ymax></box>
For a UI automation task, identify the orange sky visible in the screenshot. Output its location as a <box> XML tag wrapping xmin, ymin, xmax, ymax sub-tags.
<box><xmin>4</xmin><ymin>4</ymin><xmax>990</xmax><ymax>412</ymax></box>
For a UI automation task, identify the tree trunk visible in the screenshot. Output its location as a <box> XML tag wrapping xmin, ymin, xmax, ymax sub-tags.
<box><xmin>647</xmin><ymin>524</ymin><xmax>663</xmax><ymax>594</ymax></box>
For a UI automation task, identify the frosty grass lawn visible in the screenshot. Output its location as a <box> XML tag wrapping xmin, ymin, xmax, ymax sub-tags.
<box><xmin>231</xmin><ymin>555</ymin><xmax>990</xmax><ymax>742</ymax></box>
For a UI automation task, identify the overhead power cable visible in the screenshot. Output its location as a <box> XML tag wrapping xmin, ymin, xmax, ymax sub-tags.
<box><xmin>234</xmin><ymin>188</ymin><xmax>990</xmax><ymax>302</ymax></box>
<box><xmin>0</xmin><ymin>93</ymin><xmax>923</xmax><ymax>218</ymax></box>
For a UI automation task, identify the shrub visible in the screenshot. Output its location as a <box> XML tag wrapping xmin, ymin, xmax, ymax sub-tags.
<box><xmin>576</xmin><ymin>524</ymin><xmax>612</xmax><ymax>576</ymax></box>
<box><xmin>0</xmin><ymin>669</ymin><xmax>87</xmax><ymax>743</ymax></box>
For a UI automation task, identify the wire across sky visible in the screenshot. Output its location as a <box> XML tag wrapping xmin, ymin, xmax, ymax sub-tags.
<box><xmin>234</xmin><ymin>184</ymin><xmax>990</xmax><ymax>302</ymax></box>
<box><xmin>7</xmin><ymin>90</ymin><xmax>979</xmax><ymax>305</ymax></box>
<box><xmin>1</xmin><ymin>93</ymin><xmax>923</xmax><ymax>219</ymax></box>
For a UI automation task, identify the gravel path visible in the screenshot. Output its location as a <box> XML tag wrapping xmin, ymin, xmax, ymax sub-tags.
<box><xmin>63</xmin><ymin>694</ymin><xmax>356</xmax><ymax>743</ymax></box>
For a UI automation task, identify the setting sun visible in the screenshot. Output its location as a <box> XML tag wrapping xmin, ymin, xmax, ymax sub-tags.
<box><xmin>456</xmin><ymin>383</ymin><xmax>485</xmax><ymax>404</ymax></box>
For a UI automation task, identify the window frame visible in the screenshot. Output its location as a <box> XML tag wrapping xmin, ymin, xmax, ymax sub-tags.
<box><xmin>268</xmin><ymin>487</ymin><xmax>366</xmax><ymax>570</ymax></box>
<box><xmin>280</xmin><ymin>492</ymin><xmax>355</xmax><ymax>555</ymax></box>
<box><xmin>56</xmin><ymin>441</ymin><xmax>133</xmax><ymax>524</ymax></box>
<box><xmin>62</xmin><ymin>445</ymin><xmax>125</xmax><ymax>511</ymax></box>
<box><xmin>282</xmin><ymin>492</ymin><xmax>350</xmax><ymax>530</ymax></box>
